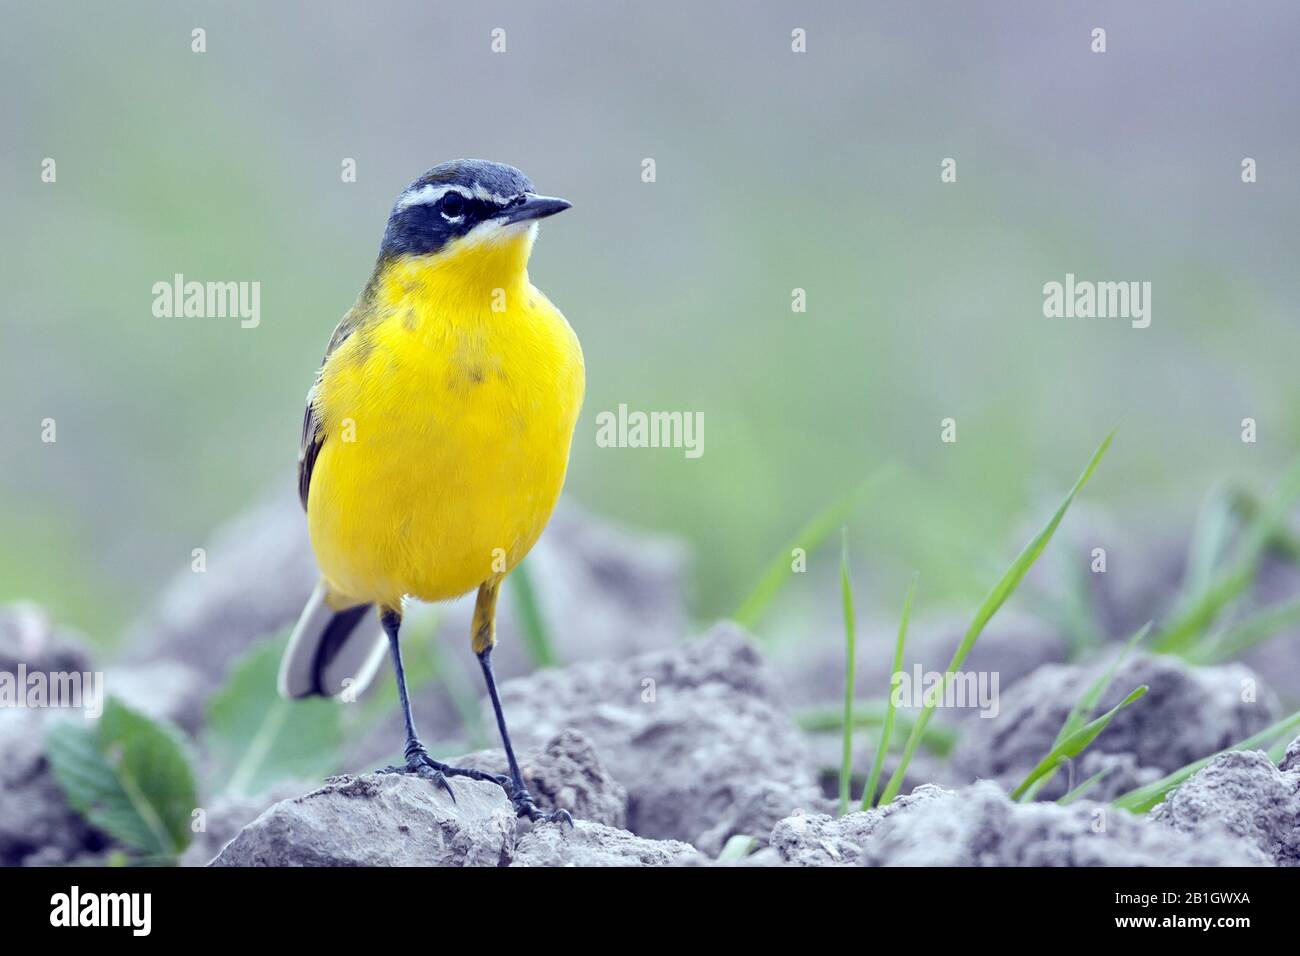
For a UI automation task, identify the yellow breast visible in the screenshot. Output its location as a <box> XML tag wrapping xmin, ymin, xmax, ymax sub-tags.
<box><xmin>306</xmin><ymin>233</ymin><xmax>584</xmax><ymax>609</ymax></box>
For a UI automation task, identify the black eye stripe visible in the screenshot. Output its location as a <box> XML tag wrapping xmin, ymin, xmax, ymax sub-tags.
<box><xmin>436</xmin><ymin>193</ymin><xmax>507</xmax><ymax>222</ymax></box>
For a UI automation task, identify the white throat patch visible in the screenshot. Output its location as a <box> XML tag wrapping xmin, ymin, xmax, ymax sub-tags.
<box><xmin>455</xmin><ymin>218</ymin><xmax>538</xmax><ymax>249</ymax></box>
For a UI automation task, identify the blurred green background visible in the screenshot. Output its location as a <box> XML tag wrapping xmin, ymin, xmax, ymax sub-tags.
<box><xmin>2</xmin><ymin>1</ymin><xmax>1297</xmax><ymax>642</ymax></box>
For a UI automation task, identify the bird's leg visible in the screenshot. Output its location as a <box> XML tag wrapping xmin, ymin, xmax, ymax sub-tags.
<box><xmin>473</xmin><ymin>580</ymin><xmax>573</xmax><ymax>826</ymax></box>
<box><xmin>376</xmin><ymin>606</ymin><xmax>507</xmax><ymax>800</ymax></box>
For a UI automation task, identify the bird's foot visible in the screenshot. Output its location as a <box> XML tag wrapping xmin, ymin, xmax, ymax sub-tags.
<box><xmin>377</xmin><ymin>740</ymin><xmax>508</xmax><ymax>803</ymax></box>
<box><xmin>509</xmin><ymin>784</ymin><xmax>574</xmax><ymax>827</ymax></box>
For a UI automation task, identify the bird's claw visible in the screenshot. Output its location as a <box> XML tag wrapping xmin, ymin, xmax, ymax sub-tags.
<box><xmin>377</xmin><ymin>740</ymin><xmax>507</xmax><ymax>805</ymax></box>
<box><xmin>512</xmin><ymin>789</ymin><xmax>574</xmax><ymax>827</ymax></box>
<box><xmin>377</xmin><ymin>760</ymin><xmax>459</xmax><ymax>802</ymax></box>
<box><xmin>419</xmin><ymin>765</ymin><xmax>456</xmax><ymax>802</ymax></box>
<box><xmin>378</xmin><ymin>740</ymin><xmax>572</xmax><ymax>825</ymax></box>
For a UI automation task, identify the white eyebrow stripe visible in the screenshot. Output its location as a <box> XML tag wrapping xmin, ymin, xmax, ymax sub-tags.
<box><xmin>395</xmin><ymin>182</ymin><xmax>519</xmax><ymax>211</ymax></box>
<box><xmin>470</xmin><ymin>183</ymin><xmax>517</xmax><ymax>204</ymax></box>
<box><xmin>394</xmin><ymin>184</ymin><xmax>462</xmax><ymax>210</ymax></box>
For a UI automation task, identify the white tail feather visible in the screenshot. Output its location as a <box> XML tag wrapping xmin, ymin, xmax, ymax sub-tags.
<box><xmin>277</xmin><ymin>582</ymin><xmax>387</xmax><ymax>699</ymax></box>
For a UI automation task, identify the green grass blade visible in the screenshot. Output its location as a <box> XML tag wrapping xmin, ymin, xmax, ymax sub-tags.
<box><xmin>1019</xmin><ymin>622</ymin><xmax>1151</xmax><ymax>800</ymax></box>
<box><xmin>1056</xmin><ymin>765</ymin><xmax>1115</xmax><ymax>805</ymax></box>
<box><xmin>510</xmin><ymin>560</ymin><xmax>557</xmax><ymax>668</ymax></box>
<box><xmin>877</xmin><ymin>431</ymin><xmax>1114</xmax><ymax>805</ymax></box>
<box><xmin>1011</xmin><ymin>685</ymin><xmax>1147</xmax><ymax>801</ymax></box>
<box><xmin>1182</xmin><ymin>486</ymin><xmax>1236</xmax><ymax>602</ymax></box>
<box><xmin>1228</xmin><ymin>486</ymin><xmax>1300</xmax><ymax>561</ymax></box>
<box><xmin>796</xmin><ymin>700</ymin><xmax>957</xmax><ymax>755</ymax></box>
<box><xmin>732</xmin><ymin>469</ymin><xmax>891</xmax><ymax>631</ymax></box>
<box><xmin>427</xmin><ymin>640</ymin><xmax>490</xmax><ymax>748</ymax></box>
<box><xmin>1058</xmin><ymin>622</ymin><xmax>1151</xmax><ymax>744</ymax></box>
<box><xmin>1156</xmin><ymin>456</ymin><xmax>1300</xmax><ymax>654</ymax></box>
<box><xmin>1187</xmin><ymin>595</ymin><xmax>1300</xmax><ymax>664</ymax></box>
<box><xmin>837</xmin><ymin>529</ymin><xmax>857</xmax><ymax>816</ymax></box>
<box><xmin>861</xmin><ymin>573</ymin><xmax>918</xmax><ymax>810</ymax></box>
<box><xmin>1058</xmin><ymin>548</ymin><xmax>1108</xmax><ymax>658</ymax></box>
<box><xmin>717</xmin><ymin>834</ymin><xmax>758</xmax><ymax>861</ymax></box>
<box><xmin>1113</xmin><ymin>707</ymin><xmax>1300</xmax><ymax>813</ymax></box>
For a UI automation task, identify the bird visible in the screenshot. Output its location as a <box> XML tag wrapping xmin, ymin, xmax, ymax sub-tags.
<box><xmin>276</xmin><ymin>159</ymin><xmax>583</xmax><ymax>823</ymax></box>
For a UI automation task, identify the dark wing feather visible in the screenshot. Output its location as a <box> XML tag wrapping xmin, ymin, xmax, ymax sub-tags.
<box><xmin>297</xmin><ymin>305</ymin><xmax>368</xmax><ymax>511</ymax></box>
<box><xmin>297</xmin><ymin>398</ymin><xmax>323</xmax><ymax>510</ymax></box>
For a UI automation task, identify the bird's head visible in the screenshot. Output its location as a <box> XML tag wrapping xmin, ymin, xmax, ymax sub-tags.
<box><xmin>379</xmin><ymin>160</ymin><xmax>570</xmax><ymax>282</ymax></box>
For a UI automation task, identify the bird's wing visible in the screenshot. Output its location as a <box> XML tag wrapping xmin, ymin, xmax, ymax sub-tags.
<box><xmin>298</xmin><ymin>307</ymin><xmax>366</xmax><ymax>511</ymax></box>
<box><xmin>297</xmin><ymin>395</ymin><xmax>323</xmax><ymax>511</ymax></box>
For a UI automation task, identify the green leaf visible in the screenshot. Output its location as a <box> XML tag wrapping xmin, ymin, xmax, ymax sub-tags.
<box><xmin>1112</xmin><ymin>706</ymin><xmax>1300</xmax><ymax>814</ymax></box>
<box><xmin>861</xmin><ymin>573</ymin><xmax>918</xmax><ymax>810</ymax></box>
<box><xmin>509</xmin><ymin>560</ymin><xmax>558</xmax><ymax>668</ymax></box>
<box><xmin>1011</xmin><ymin>685</ymin><xmax>1148</xmax><ymax>801</ymax></box>
<box><xmin>837</xmin><ymin>529</ymin><xmax>857</xmax><ymax>816</ymax></box>
<box><xmin>732</xmin><ymin>469</ymin><xmax>891</xmax><ymax>631</ymax></box>
<box><xmin>46</xmin><ymin>697</ymin><xmax>197</xmax><ymax>858</ymax></box>
<box><xmin>877</xmin><ymin>430</ymin><xmax>1114</xmax><ymax>805</ymax></box>
<box><xmin>206</xmin><ymin>635</ymin><xmax>341</xmax><ymax>798</ymax></box>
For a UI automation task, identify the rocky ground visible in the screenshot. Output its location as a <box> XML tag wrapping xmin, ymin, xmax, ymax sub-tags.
<box><xmin>4</xmin><ymin>490</ymin><xmax>1300</xmax><ymax>867</ymax></box>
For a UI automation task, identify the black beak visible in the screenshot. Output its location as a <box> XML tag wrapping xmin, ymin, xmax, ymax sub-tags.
<box><xmin>498</xmin><ymin>194</ymin><xmax>572</xmax><ymax>225</ymax></box>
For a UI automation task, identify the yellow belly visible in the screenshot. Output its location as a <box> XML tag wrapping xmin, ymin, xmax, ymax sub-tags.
<box><xmin>306</xmin><ymin>266</ymin><xmax>584</xmax><ymax>610</ymax></box>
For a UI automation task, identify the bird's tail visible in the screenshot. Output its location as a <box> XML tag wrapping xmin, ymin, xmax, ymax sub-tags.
<box><xmin>277</xmin><ymin>580</ymin><xmax>387</xmax><ymax>699</ymax></box>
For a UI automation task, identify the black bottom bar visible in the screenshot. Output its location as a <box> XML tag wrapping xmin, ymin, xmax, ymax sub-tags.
<box><xmin>0</xmin><ymin>865</ymin><xmax>1282</xmax><ymax>941</ymax></box>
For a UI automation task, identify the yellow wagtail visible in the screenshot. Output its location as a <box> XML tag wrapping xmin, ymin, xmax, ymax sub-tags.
<box><xmin>277</xmin><ymin>160</ymin><xmax>583</xmax><ymax>822</ymax></box>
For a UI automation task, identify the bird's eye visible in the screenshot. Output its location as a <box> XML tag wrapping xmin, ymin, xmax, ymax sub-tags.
<box><xmin>440</xmin><ymin>192</ymin><xmax>465</xmax><ymax>218</ymax></box>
